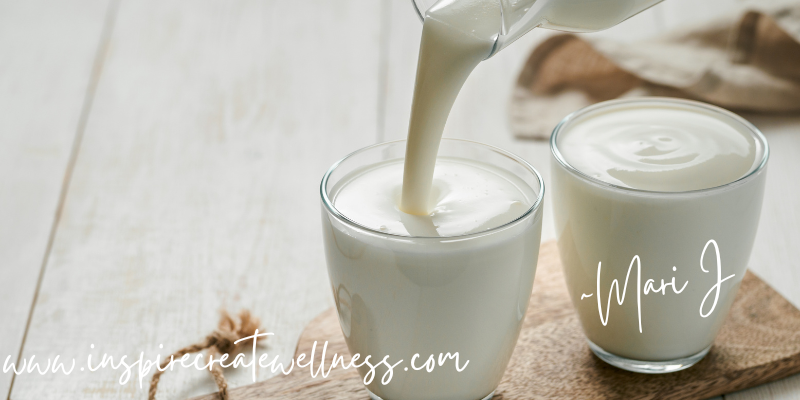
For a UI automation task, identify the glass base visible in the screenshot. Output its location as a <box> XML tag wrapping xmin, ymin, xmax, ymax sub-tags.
<box><xmin>587</xmin><ymin>339</ymin><xmax>711</xmax><ymax>374</ymax></box>
<box><xmin>368</xmin><ymin>389</ymin><xmax>495</xmax><ymax>400</ymax></box>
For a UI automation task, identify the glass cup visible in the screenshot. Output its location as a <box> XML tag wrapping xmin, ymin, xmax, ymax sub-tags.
<box><xmin>550</xmin><ymin>98</ymin><xmax>769</xmax><ymax>373</ymax></box>
<box><xmin>320</xmin><ymin>138</ymin><xmax>544</xmax><ymax>399</ymax></box>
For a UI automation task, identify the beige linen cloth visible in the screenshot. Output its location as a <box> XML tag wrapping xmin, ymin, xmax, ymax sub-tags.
<box><xmin>510</xmin><ymin>4</ymin><xmax>800</xmax><ymax>140</ymax></box>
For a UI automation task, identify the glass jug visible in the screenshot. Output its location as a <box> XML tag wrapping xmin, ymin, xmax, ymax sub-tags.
<box><xmin>412</xmin><ymin>0</ymin><xmax>664</xmax><ymax>58</ymax></box>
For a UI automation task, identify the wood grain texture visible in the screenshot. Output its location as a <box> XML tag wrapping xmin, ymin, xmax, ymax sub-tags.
<box><xmin>0</xmin><ymin>0</ymin><xmax>110</xmax><ymax>397</ymax></box>
<box><xmin>8</xmin><ymin>0</ymin><xmax>381</xmax><ymax>399</ymax></box>
<box><xmin>192</xmin><ymin>241</ymin><xmax>800</xmax><ymax>400</ymax></box>
<box><xmin>2</xmin><ymin>0</ymin><xmax>799</xmax><ymax>399</ymax></box>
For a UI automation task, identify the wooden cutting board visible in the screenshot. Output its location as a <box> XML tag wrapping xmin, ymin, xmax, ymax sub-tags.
<box><xmin>194</xmin><ymin>241</ymin><xmax>800</xmax><ymax>400</ymax></box>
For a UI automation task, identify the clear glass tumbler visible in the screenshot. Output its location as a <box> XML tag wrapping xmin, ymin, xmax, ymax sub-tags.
<box><xmin>320</xmin><ymin>138</ymin><xmax>544</xmax><ymax>400</ymax></box>
<box><xmin>550</xmin><ymin>98</ymin><xmax>769</xmax><ymax>373</ymax></box>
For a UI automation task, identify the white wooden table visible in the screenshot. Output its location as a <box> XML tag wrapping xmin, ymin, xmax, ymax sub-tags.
<box><xmin>1</xmin><ymin>0</ymin><xmax>798</xmax><ymax>399</ymax></box>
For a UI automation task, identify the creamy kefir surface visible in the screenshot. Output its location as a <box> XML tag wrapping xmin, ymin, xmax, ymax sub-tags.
<box><xmin>557</xmin><ymin>104</ymin><xmax>759</xmax><ymax>191</ymax></box>
<box><xmin>334</xmin><ymin>158</ymin><xmax>532</xmax><ymax>237</ymax></box>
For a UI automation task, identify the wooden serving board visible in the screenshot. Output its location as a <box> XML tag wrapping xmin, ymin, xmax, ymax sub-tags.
<box><xmin>194</xmin><ymin>241</ymin><xmax>800</xmax><ymax>400</ymax></box>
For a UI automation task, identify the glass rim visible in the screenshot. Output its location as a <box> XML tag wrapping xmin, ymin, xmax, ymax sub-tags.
<box><xmin>550</xmin><ymin>97</ymin><xmax>770</xmax><ymax>196</ymax></box>
<box><xmin>320</xmin><ymin>138</ymin><xmax>545</xmax><ymax>240</ymax></box>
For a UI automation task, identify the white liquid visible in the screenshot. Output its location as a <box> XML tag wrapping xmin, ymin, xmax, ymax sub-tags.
<box><xmin>325</xmin><ymin>3</ymin><xmax>546</xmax><ymax>398</ymax></box>
<box><xmin>553</xmin><ymin>100</ymin><xmax>767</xmax><ymax>361</ymax></box>
<box><xmin>558</xmin><ymin>104</ymin><xmax>757</xmax><ymax>191</ymax></box>
<box><xmin>335</xmin><ymin>158</ymin><xmax>531</xmax><ymax>237</ymax></box>
<box><xmin>400</xmin><ymin>0</ymin><xmax>501</xmax><ymax>215</ymax></box>
<box><xmin>326</xmin><ymin>0</ymin><xmax>672</xmax><ymax>394</ymax></box>
<box><xmin>325</xmin><ymin>154</ymin><xmax>542</xmax><ymax>399</ymax></box>
<box><xmin>400</xmin><ymin>0</ymin><xmax>663</xmax><ymax>215</ymax></box>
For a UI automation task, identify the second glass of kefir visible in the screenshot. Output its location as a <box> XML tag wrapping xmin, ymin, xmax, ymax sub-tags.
<box><xmin>551</xmin><ymin>98</ymin><xmax>769</xmax><ymax>373</ymax></box>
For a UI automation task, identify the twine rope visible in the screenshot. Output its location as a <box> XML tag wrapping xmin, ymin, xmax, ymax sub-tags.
<box><xmin>148</xmin><ymin>310</ymin><xmax>262</xmax><ymax>400</ymax></box>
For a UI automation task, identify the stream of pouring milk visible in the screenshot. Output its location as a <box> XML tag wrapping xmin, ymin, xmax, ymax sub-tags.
<box><xmin>399</xmin><ymin>0</ymin><xmax>663</xmax><ymax>215</ymax></box>
<box><xmin>399</xmin><ymin>0</ymin><xmax>502</xmax><ymax>215</ymax></box>
<box><xmin>337</xmin><ymin>0</ymin><xmax>667</xmax><ymax>234</ymax></box>
<box><xmin>337</xmin><ymin>0</ymin><xmax>530</xmax><ymax>237</ymax></box>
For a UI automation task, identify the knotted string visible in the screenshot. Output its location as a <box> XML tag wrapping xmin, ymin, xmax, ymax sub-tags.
<box><xmin>148</xmin><ymin>310</ymin><xmax>262</xmax><ymax>400</ymax></box>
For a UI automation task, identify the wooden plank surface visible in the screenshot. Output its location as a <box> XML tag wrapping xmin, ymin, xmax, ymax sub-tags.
<box><xmin>0</xmin><ymin>0</ymin><xmax>111</xmax><ymax>397</ymax></box>
<box><xmin>2</xmin><ymin>0</ymin><xmax>798</xmax><ymax>399</ymax></box>
<box><xmin>8</xmin><ymin>0</ymin><xmax>381</xmax><ymax>398</ymax></box>
<box><xmin>192</xmin><ymin>241</ymin><xmax>800</xmax><ymax>400</ymax></box>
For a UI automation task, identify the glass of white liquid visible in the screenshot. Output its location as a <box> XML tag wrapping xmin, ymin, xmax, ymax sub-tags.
<box><xmin>550</xmin><ymin>98</ymin><xmax>769</xmax><ymax>373</ymax></box>
<box><xmin>321</xmin><ymin>139</ymin><xmax>544</xmax><ymax>399</ymax></box>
